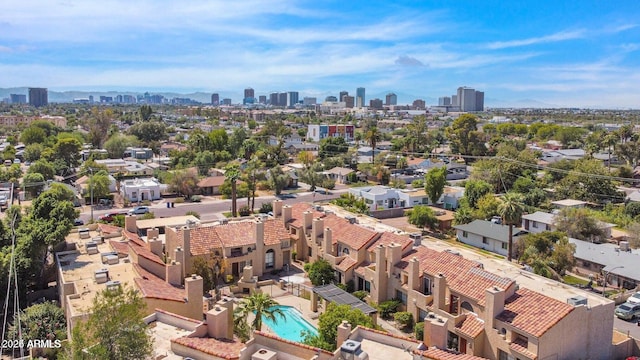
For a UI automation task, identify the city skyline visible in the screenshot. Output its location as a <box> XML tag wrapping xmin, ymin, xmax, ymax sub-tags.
<box><xmin>1</xmin><ymin>1</ymin><xmax>639</xmax><ymax>108</ymax></box>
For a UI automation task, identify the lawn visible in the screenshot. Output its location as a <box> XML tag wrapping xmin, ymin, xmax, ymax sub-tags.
<box><xmin>563</xmin><ymin>274</ymin><xmax>590</xmax><ymax>286</ymax></box>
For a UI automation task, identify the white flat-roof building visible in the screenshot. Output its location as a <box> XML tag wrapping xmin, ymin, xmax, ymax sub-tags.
<box><xmin>120</xmin><ymin>178</ymin><xmax>164</xmax><ymax>202</ymax></box>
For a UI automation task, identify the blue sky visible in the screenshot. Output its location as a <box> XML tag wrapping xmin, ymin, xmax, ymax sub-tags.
<box><xmin>1</xmin><ymin>0</ymin><xmax>639</xmax><ymax>108</ymax></box>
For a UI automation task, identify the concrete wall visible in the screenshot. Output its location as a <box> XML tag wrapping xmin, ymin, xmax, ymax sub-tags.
<box><xmin>369</xmin><ymin>207</ymin><xmax>405</xmax><ymax>219</ymax></box>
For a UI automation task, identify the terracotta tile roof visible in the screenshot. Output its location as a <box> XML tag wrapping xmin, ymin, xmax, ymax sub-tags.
<box><xmin>216</xmin><ymin>222</ymin><xmax>256</xmax><ymax>247</ymax></box>
<box><xmin>417</xmin><ymin>347</ymin><xmax>487</xmax><ymax>360</ymax></box>
<box><xmin>98</xmin><ymin>223</ymin><xmax>123</xmax><ymax>236</ymax></box>
<box><xmin>254</xmin><ymin>331</ymin><xmax>334</xmax><ymax>356</ymax></box>
<box><xmin>133</xmin><ymin>264</ymin><xmax>185</xmax><ymax>302</ymax></box>
<box><xmin>510</xmin><ymin>337</ymin><xmax>537</xmax><ymax>360</ymax></box>
<box><xmin>395</xmin><ymin>247</ymin><xmax>480</xmax><ymax>284</ymax></box>
<box><xmin>197</xmin><ymin>176</ymin><xmax>225</xmax><ymax>188</ymax></box>
<box><xmin>336</xmin><ymin>257</ymin><xmax>358</xmax><ymax>272</ymax></box>
<box><xmin>368</xmin><ymin>232</ymin><xmax>413</xmax><ymax>253</ymax></box>
<box><xmin>128</xmin><ymin>238</ymin><xmax>165</xmax><ymax>265</ymax></box>
<box><xmin>354</xmin><ymin>326</ymin><xmax>420</xmax><ymax>344</ymax></box>
<box><xmin>288</xmin><ymin>202</ymin><xmax>325</xmax><ymax>228</ymax></box>
<box><xmin>123</xmin><ymin>229</ymin><xmax>146</xmax><ymax>247</ymax></box>
<box><xmin>354</xmin><ymin>262</ymin><xmax>371</xmax><ymax>277</ymax></box>
<box><xmin>109</xmin><ymin>240</ymin><xmax>130</xmax><ymax>256</ymax></box>
<box><xmin>171</xmin><ymin>336</ymin><xmax>244</xmax><ymax>359</ymax></box>
<box><xmin>448</xmin><ymin>267</ymin><xmax>515</xmax><ymax>306</ymax></box>
<box><xmin>262</xmin><ymin>219</ymin><xmax>290</xmax><ymax>246</ymax></box>
<box><xmin>323</xmin><ymin>214</ymin><xmax>379</xmax><ymax>250</ymax></box>
<box><xmin>183</xmin><ymin>226</ymin><xmax>223</xmax><ymax>256</ymax></box>
<box><xmin>496</xmin><ymin>288</ymin><xmax>574</xmax><ymax>338</ymax></box>
<box><xmin>455</xmin><ymin>314</ymin><xmax>485</xmax><ymax>339</ymax></box>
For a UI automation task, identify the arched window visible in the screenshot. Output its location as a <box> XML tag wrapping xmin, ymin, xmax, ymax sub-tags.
<box><xmin>265</xmin><ymin>249</ymin><xmax>275</xmax><ymax>269</ymax></box>
<box><xmin>342</xmin><ymin>248</ymin><xmax>350</xmax><ymax>255</ymax></box>
<box><xmin>460</xmin><ymin>301</ymin><xmax>473</xmax><ymax>313</ymax></box>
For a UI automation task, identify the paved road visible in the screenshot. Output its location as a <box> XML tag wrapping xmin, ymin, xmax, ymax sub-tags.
<box><xmin>78</xmin><ymin>189</ymin><xmax>347</xmax><ymax>223</ymax></box>
<box><xmin>614</xmin><ymin>315</ymin><xmax>640</xmax><ymax>339</ymax></box>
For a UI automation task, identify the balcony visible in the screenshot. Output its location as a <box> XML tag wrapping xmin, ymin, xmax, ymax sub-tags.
<box><xmin>281</xmin><ymin>241</ymin><xmax>291</xmax><ymax>249</ymax></box>
<box><xmin>230</xmin><ymin>249</ymin><xmax>245</xmax><ymax>258</ymax></box>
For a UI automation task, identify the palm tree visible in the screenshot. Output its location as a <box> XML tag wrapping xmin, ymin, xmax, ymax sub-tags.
<box><xmin>364</xmin><ymin>126</ymin><xmax>381</xmax><ymax>164</ymax></box>
<box><xmin>224</xmin><ymin>163</ymin><xmax>241</xmax><ymax>217</ymax></box>
<box><xmin>236</xmin><ymin>292</ymin><xmax>285</xmax><ymax>332</ymax></box>
<box><xmin>498</xmin><ymin>192</ymin><xmax>525</xmax><ymax>262</ymax></box>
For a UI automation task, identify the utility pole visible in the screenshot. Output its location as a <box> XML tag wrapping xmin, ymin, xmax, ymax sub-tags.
<box><xmin>89</xmin><ymin>168</ymin><xmax>94</xmax><ymax>222</ymax></box>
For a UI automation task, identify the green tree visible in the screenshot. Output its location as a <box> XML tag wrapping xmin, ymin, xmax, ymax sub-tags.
<box><xmin>194</xmin><ymin>150</ymin><xmax>215</xmax><ymax>176</ymax></box>
<box><xmin>464</xmin><ymin>180</ymin><xmax>492</xmax><ymax>209</ymax></box>
<box><xmin>235</xmin><ymin>292</ymin><xmax>285</xmax><ymax>332</ymax></box>
<box><xmin>518</xmin><ymin>231</ymin><xmax>575</xmax><ymax>279</ymax></box>
<box><xmin>23</xmin><ymin>172</ymin><xmax>45</xmax><ymax>197</ymax></box>
<box><xmin>64</xmin><ymin>285</ymin><xmax>152</xmax><ymax>360</ymax></box>
<box><xmin>23</xmin><ymin>143</ymin><xmax>44</xmax><ymax>162</ymax></box>
<box><xmin>268</xmin><ymin>166</ymin><xmax>290</xmax><ymax>196</ymax></box>
<box><xmin>8</xmin><ymin>301</ymin><xmax>66</xmax><ymax>345</ymax></box>
<box><xmin>300</xmin><ymin>163</ymin><xmax>324</xmax><ymax>191</ymax></box>
<box><xmin>20</xmin><ymin>126</ymin><xmax>47</xmax><ymax>145</ymax></box>
<box><xmin>408</xmin><ymin>205</ymin><xmax>438</xmax><ymax>231</ymax></box>
<box><xmin>27</xmin><ymin>159</ymin><xmax>55</xmax><ymax>180</ymax></box>
<box><xmin>554</xmin><ymin>207</ymin><xmax>606</xmax><ymax>242</ymax></box>
<box><xmin>87</xmin><ymin>170</ymin><xmax>111</xmax><ymax>201</ymax></box>
<box><xmin>303</xmin><ymin>303</ymin><xmax>375</xmax><ymax>351</ymax></box>
<box><xmin>52</xmin><ymin>137</ymin><xmax>82</xmax><ymax>168</ymax></box>
<box><xmin>128</xmin><ymin>121</ymin><xmax>167</xmax><ymax>144</ymax></box>
<box><xmin>319</xmin><ymin>137</ymin><xmax>349</xmax><ymax>159</ymax></box>
<box><xmin>191</xmin><ymin>251</ymin><xmax>227</xmax><ymax>296</ymax></box>
<box><xmin>446</xmin><ymin>114</ymin><xmax>486</xmax><ymax>159</ymax></box>
<box><xmin>474</xmin><ymin>193</ymin><xmax>501</xmax><ymax>220</ymax></box>
<box><xmin>453</xmin><ymin>202</ymin><xmax>474</xmax><ymax>225</ymax></box>
<box><xmin>498</xmin><ymin>192</ymin><xmax>525</xmax><ymax>261</ymax></box>
<box><xmin>555</xmin><ymin>159</ymin><xmax>623</xmax><ymax>204</ymax></box>
<box><xmin>168</xmin><ymin>170</ymin><xmax>199</xmax><ymax>199</ymax></box>
<box><xmin>424</xmin><ymin>166</ymin><xmax>447</xmax><ymax>205</ymax></box>
<box><xmin>243</xmin><ymin>157</ymin><xmax>264</xmax><ymax>210</ymax></box>
<box><xmin>103</xmin><ymin>134</ymin><xmax>139</xmax><ymax>158</ymax></box>
<box><xmin>308</xmin><ymin>258</ymin><xmax>335</xmax><ymax>286</ymax></box>
<box><xmin>138</xmin><ymin>105</ymin><xmax>153</xmax><ymax>121</ymax></box>
<box><xmin>364</xmin><ymin>126</ymin><xmax>381</xmax><ymax>164</ymax></box>
<box><xmin>225</xmin><ymin>163</ymin><xmax>241</xmax><ymax>217</ymax></box>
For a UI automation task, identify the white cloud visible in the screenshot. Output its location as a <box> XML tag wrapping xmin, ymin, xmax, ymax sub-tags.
<box><xmin>486</xmin><ymin>30</ymin><xmax>585</xmax><ymax>50</ymax></box>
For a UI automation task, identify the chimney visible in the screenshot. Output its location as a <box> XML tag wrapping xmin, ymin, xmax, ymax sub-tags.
<box><xmin>242</xmin><ymin>265</ymin><xmax>254</xmax><ymax>282</ymax></box>
<box><xmin>408</xmin><ymin>256</ymin><xmax>420</xmax><ymax>291</ymax></box>
<box><xmin>424</xmin><ymin>315</ymin><xmax>448</xmax><ymax>348</ymax></box>
<box><xmin>254</xmin><ymin>221</ymin><xmax>265</xmax><ymax>275</ymax></box>
<box><xmin>283</xmin><ymin>205</ymin><xmax>293</xmax><ymax>227</ymax></box>
<box><xmin>433</xmin><ymin>273</ymin><xmax>447</xmax><ymax>311</ymax></box>
<box><xmin>336</xmin><ymin>320</ymin><xmax>352</xmax><ymax>348</ymax></box>
<box><xmin>148</xmin><ymin>237</ymin><xmax>163</xmax><ymax>258</ymax></box>
<box><xmin>386</xmin><ymin>243</ymin><xmax>402</xmax><ymax>274</ymax></box>
<box><xmin>484</xmin><ymin>286</ymin><xmax>506</xmax><ymax>330</ymax></box>
<box><xmin>323</xmin><ymin>227</ymin><xmax>333</xmax><ymax>256</ymax></box>
<box><xmin>373</xmin><ymin>245</ymin><xmax>388</xmax><ymax>303</ymax></box>
<box><xmin>174</xmin><ymin>246</ymin><xmax>185</xmax><ymax>278</ymax></box>
<box><xmin>181</xmin><ymin>227</ymin><xmax>191</xmax><ymax>274</ymax></box>
<box><xmin>273</xmin><ymin>200</ymin><xmax>283</xmax><ymax>217</ymax></box>
<box><xmin>303</xmin><ymin>211</ymin><xmax>313</xmax><ymax>232</ymax></box>
<box><xmin>166</xmin><ymin>260</ymin><xmax>182</xmax><ymax>286</ymax></box>
<box><xmin>185</xmin><ymin>274</ymin><xmax>204</xmax><ymax>320</ymax></box>
<box><xmin>147</xmin><ymin>227</ymin><xmax>160</xmax><ymax>241</ymax></box>
<box><xmin>125</xmin><ymin>215</ymin><xmax>137</xmax><ymax>233</ymax></box>
<box><xmin>312</xmin><ymin>217</ymin><xmax>324</xmax><ymax>245</ymax></box>
<box><xmin>206</xmin><ymin>304</ymin><xmax>232</xmax><ymax>340</ymax></box>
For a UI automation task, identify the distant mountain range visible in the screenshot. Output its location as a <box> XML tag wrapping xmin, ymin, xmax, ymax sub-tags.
<box><xmin>1</xmin><ymin>87</ymin><xmax>557</xmax><ymax>108</ymax></box>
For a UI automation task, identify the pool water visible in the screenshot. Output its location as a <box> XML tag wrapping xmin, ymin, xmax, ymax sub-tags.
<box><xmin>259</xmin><ymin>305</ymin><xmax>318</xmax><ymax>342</ymax></box>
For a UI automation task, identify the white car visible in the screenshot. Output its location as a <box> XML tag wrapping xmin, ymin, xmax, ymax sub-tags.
<box><xmin>627</xmin><ymin>292</ymin><xmax>640</xmax><ymax>305</ymax></box>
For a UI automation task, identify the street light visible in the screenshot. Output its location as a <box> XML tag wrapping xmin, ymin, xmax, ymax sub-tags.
<box><xmin>603</xmin><ymin>266</ymin><xmax>624</xmax><ymax>298</ymax></box>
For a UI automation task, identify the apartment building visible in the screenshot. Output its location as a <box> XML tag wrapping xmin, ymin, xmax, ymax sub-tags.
<box><xmin>306</xmin><ymin>124</ymin><xmax>355</xmax><ymax>142</ymax></box>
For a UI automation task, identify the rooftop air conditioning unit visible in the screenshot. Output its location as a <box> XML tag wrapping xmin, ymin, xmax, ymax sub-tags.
<box><xmin>220</xmin><ymin>219</ymin><xmax>229</xmax><ymax>225</ymax></box>
<box><xmin>620</xmin><ymin>241</ymin><xmax>630</xmax><ymax>252</ymax></box>
<box><xmin>345</xmin><ymin>216</ymin><xmax>356</xmax><ymax>224</ymax></box>
<box><xmin>251</xmin><ymin>348</ymin><xmax>278</xmax><ymax>360</ymax></box>
<box><xmin>567</xmin><ymin>296</ymin><xmax>588</xmax><ymax>306</ymax></box>
<box><xmin>340</xmin><ymin>340</ymin><xmax>369</xmax><ymax>360</ymax></box>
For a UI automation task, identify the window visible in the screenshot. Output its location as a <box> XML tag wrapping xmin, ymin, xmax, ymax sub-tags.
<box><xmin>364</xmin><ymin>280</ymin><xmax>371</xmax><ymax>292</ymax></box>
<box><xmin>462</xmin><ymin>231</ymin><xmax>468</xmax><ymax>237</ymax></box>
<box><xmin>342</xmin><ymin>247</ymin><xmax>350</xmax><ymax>255</ymax></box>
<box><xmin>291</xmin><ymin>228</ymin><xmax>297</xmax><ymax>235</ymax></box>
<box><xmin>419</xmin><ymin>309</ymin><xmax>428</xmax><ymax>322</ymax></box>
<box><xmin>532</xmin><ymin>221</ymin><xmax>538</xmax><ymax>228</ymax></box>
<box><xmin>401</xmin><ymin>273</ymin><xmax>408</xmax><ymax>285</ymax></box>
<box><xmin>132</xmin><ymin>191</ymin><xmax>137</xmax><ymax>199</ymax></box>
<box><xmin>447</xmin><ymin>331</ymin><xmax>459</xmax><ymax>352</ymax></box>
<box><xmin>501</xmin><ymin>243</ymin><xmax>508</xmax><ymax>250</ymax></box>
<box><xmin>423</xmin><ymin>277</ymin><xmax>432</xmax><ymax>295</ymax></box>
<box><xmin>396</xmin><ymin>290</ymin><xmax>407</xmax><ymax>304</ymax></box>
<box><xmin>150</xmin><ymin>190</ymin><xmax>155</xmax><ymax>197</ymax></box>
<box><xmin>460</xmin><ymin>301</ymin><xmax>473</xmax><ymax>313</ymax></box>
<box><xmin>482</xmin><ymin>236</ymin><xmax>488</xmax><ymax>244</ymax></box>
<box><xmin>498</xmin><ymin>350</ymin><xmax>515</xmax><ymax>360</ymax></box>
<box><xmin>265</xmin><ymin>249</ymin><xmax>275</xmax><ymax>269</ymax></box>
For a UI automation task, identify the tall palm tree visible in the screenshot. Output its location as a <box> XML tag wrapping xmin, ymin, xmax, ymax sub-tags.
<box><xmin>236</xmin><ymin>292</ymin><xmax>285</xmax><ymax>332</ymax></box>
<box><xmin>498</xmin><ymin>192</ymin><xmax>525</xmax><ymax>262</ymax></box>
<box><xmin>365</xmin><ymin>126</ymin><xmax>381</xmax><ymax>164</ymax></box>
<box><xmin>224</xmin><ymin>163</ymin><xmax>240</xmax><ymax>217</ymax></box>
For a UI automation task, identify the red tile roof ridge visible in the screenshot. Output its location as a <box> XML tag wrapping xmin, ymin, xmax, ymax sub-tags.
<box><xmin>322</xmin><ymin>213</ymin><xmax>379</xmax><ymax>250</ymax></box>
<box><xmin>253</xmin><ymin>331</ymin><xmax>334</xmax><ymax>355</ymax></box>
<box><xmin>416</xmin><ymin>346</ymin><xmax>488</xmax><ymax>360</ymax></box>
<box><xmin>368</xmin><ymin>232</ymin><xmax>413</xmax><ymax>252</ymax></box>
<box><xmin>354</xmin><ymin>325</ymin><xmax>420</xmax><ymax>343</ymax></box>
<box><xmin>133</xmin><ymin>264</ymin><xmax>185</xmax><ymax>302</ymax></box>
<box><xmin>171</xmin><ymin>336</ymin><xmax>244</xmax><ymax>359</ymax></box>
<box><xmin>154</xmin><ymin>308</ymin><xmax>202</xmax><ymax>324</ymax></box>
<box><xmin>455</xmin><ymin>314</ymin><xmax>485</xmax><ymax>339</ymax></box>
<box><xmin>123</xmin><ymin>229</ymin><xmax>146</xmax><ymax>247</ymax></box>
<box><xmin>128</xmin><ymin>238</ymin><xmax>164</xmax><ymax>265</ymax></box>
<box><xmin>108</xmin><ymin>240</ymin><xmax>129</xmax><ymax>256</ymax></box>
<box><xmin>510</xmin><ymin>337</ymin><xmax>538</xmax><ymax>360</ymax></box>
<box><xmin>98</xmin><ymin>223</ymin><xmax>123</xmax><ymax>234</ymax></box>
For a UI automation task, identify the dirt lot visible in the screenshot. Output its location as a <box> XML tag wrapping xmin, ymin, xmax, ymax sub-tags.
<box><xmin>379</xmin><ymin>216</ymin><xmax>422</xmax><ymax>233</ymax></box>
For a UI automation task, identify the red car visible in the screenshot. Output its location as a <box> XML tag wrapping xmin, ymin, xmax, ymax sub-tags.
<box><xmin>99</xmin><ymin>212</ymin><xmax>127</xmax><ymax>222</ymax></box>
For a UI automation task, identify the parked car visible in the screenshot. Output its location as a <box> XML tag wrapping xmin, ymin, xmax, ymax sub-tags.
<box><xmin>276</xmin><ymin>193</ymin><xmax>296</xmax><ymax>199</ymax></box>
<box><xmin>615</xmin><ymin>302</ymin><xmax>640</xmax><ymax>320</ymax></box>
<box><xmin>99</xmin><ymin>212</ymin><xmax>126</xmax><ymax>222</ymax></box>
<box><xmin>128</xmin><ymin>206</ymin><xmax>150</xmax><ymax>215</ymax></box>
<box><xmin>74</xmin><ymin>219</ymin><xmax>84</xmax><ymax>226</ymax></box>
<box><xmin>627</xmin><ymin>292</ymin><xmax>640</xmax><ymax>305</ymax></box>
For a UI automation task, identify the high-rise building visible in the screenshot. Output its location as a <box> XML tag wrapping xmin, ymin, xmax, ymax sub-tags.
<box><xmin>258</xmin><ymin>95</ymin><xmax>267</xmax><ymax>104</ymax></box>
<box><xmin>222</xmin><ymin>98</ymin><xmax>232</xmax><ymax>105</ymax></box>
<box><xmin>303</xmin><ymin>97</ymin><xmax>317</xmax><ymax>106</ymax></box>
<box><xmin>451</xmin><ymin>95</ymin><xmax>458</xmax><ymax>107</ymax></box>
<box><xmin>412</xmin><ymin>99</ymin><xmax>426</xmax><ymax>110</ymax></box>
<box><xmin>243</xmin><ymin>88</ymin><xmax>255</xmax><ymax>104</ymax></box>
<box><xmin>438</xmin><ymin>97</ymin><xmax>451</xmax><ymax>106</ymax></box>
<box><xmin>325</xmin><ymin>96</ymin><xmax>338</xmax><ymax>102</ymax></box>
<box><xmin>456</xmin><ymin>87</ymin><xmax>484</xmax><ymax>112</ymax></box>
<box><xmin>287</xmin><ymin>92</ymin><xmax>299</xmax><ymax>107</ymax></box>
<box><xmin>339</xmin><ymin>91</ymin><xmax>349</xmax><ymax>102</ymax></box>
<box><xmin>269</xmin><ymin>93</ymin><xmax>279</xmax><ymax>106</ymax></box>
<box><xmin>10</xmin><ymin>94</ymin><xmax>26</xmax><ymax>104</ymax></box>
<box><xmin>278</xmin><ymin>93</ymin><xmax>288</xmax><ymax>107</ymax></box>
<box><xmin>28</xmin><ymin>87</ymin><xmax>48</xmax><ymax>107</ymax></box>
<box><xmin>385</xmin><ymin>93</ymin><xmax>397</xmax><ymax>106</ymax></box>
<box><xmin>356</xmin><ymin>87</ymin><xmax>365</xmax><ymax>108</ymax></box>
<box><xmin>369</xmin><ymin>98</ymin><xmax>383</xmax><ymax>109</ymax></box>
<box><xmin>211</xmin><ymin>93</ymin><xmax>219</xmax><ymax>105</ymax></box>
<box><xmin>344</xmin><ymin>95</ymin><xmax>355</xmax><ymax>108</ymax></box>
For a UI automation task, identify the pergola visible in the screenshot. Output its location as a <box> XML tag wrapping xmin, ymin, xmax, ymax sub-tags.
<box><xmin>311</xmin><ymin>284</ymin><xmax>378</xmax><ymax>323</ymax></box>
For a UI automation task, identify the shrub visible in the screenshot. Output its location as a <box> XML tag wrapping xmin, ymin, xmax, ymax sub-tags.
<box><xmin>291</xmin><ymin>251</ymin><xmax>297</xmax><ymax>261</ymax></box>
<box><xmin>377</xmin><ymin>299</ymin><xmax>401</xmax><ymax>319</ymax></box>
<box><xmin>185</xmin><ymin>210</ymin><xmax>200</xmax><ymax>219</ymax></box>
<box><xmin>142</xmin><ymin>200</ymin><xmax>151</xmax><ymax>206</ymax></box>
<box><xmin>225</xmin><ymin>274</ymin><xmax>234</xmax><ymax>284</ymax></box>
<box><xmin>190</xmin><ymin>195</ymin><xmax>202</xmax><ymax>202</ymax></box>
<box><xmin>260</xmin><ymin>202</ymin><xmax>273</xmax><ymax>214</ymax></box>
<box><xmin>322</xmin><ymin>178</ymin><xmax>336</xmax><ymax>190</ymax></box>
<box><xmin>336</xmin><ymin>283</ymin><xmax>347</xmax><ymax>291</ymax></box>
<box><xmin>346</xmin><ymin>280</ymin><xmax>355</xmax><ymax>293</ymax></box>
<box><xmin>414</xmin><ymin>322</ymin><xmax>424</xmax><ymax>340</ymax></box>
<box><xmin>303</xmin><ymin>263</ymin><xmax>311</xmax><ymax>272</ymax></box>
<box><xmin>174</xmin><ymin>197</ymin><xmax>185</xmax><ymax>204</ymax></box>
<box><xmin>394</xmin><ymin>311</ymin><xmax>413</xmax><ymax>329</ymax></box>
<box><xmin>352</xmin><ymin>291</ymin><xmax>369</xmax><ymax>301</ymax></box>
<box><xmin>238</xmin><ymin>205</ymin><xmax>252</xmax><ymax>217</ymax></box>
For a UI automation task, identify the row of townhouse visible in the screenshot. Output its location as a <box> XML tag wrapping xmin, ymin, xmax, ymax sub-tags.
<box><xmin>272</xmin><ymin>201</ymin><xmax>620</xmax><ymax>360</ymax></box>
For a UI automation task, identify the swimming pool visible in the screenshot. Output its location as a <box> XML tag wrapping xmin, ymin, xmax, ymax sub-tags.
<box><xmin>260</xmin><ymin>305</ymin><xmax>318</xmax><ymax>343</ymax></box>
